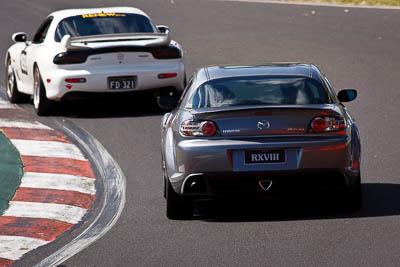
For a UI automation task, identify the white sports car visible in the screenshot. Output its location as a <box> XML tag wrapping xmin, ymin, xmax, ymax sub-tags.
<box><xmin>5</xmin><ymin>6</ymin><xmax>185</xmax><ymax>115</ymax></box>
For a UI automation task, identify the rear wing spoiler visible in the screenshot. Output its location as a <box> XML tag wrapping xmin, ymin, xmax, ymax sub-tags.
<box><xmin>60</xmin><ymin>32</ymin><xmax>171</xmax><ymax>51</ymax></box>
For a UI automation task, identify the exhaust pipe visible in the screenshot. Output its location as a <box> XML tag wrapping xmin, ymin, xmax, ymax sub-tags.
<box><xmin>183</xmin><ymin>175</ymin><xmax>206</xmax><ymax>193</ymax></box>
<box><xmin>259</xmin><ymin>180</ymin><xmax>273</xmax><ymax>192</ymax></box>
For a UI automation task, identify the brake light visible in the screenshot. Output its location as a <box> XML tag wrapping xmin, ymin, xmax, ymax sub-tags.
<box><xmin>310</xmin><ymin>116</ymin><xmax>346</xmax><ymax>133</ymax></box>
<box><xmin>201</xmin><ymin>121</ymin><xmax>217</xmax><ymax>136</ymax></box>
<box><xmin>151</xmin><ymin>46</ymin><xmax>182</xmax><ymax>59</ymax></box>
<box><xmin>311</xmin><ymin>117</ymin><xmax>326</xmax><ymax>133</ymax></box>
<box><xmin>65</xmin><ymin>78</ymin><xmax>86</xmax><ymax>83</ymax></box>
<box><xmin>158</xmin><ymin>73</ymin><xmax>177</xmax><ymax>79</ymax></box>
<box><xmin>180</xmin><ymin>120</ymin><xmax>217</xmax><ymax>137</ymax></box>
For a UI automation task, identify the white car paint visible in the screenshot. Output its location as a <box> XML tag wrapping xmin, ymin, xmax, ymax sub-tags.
<box><xmin>6</xmin><ymin>6</ymin><xmax>185</xmax><ymax>102</ymax></box>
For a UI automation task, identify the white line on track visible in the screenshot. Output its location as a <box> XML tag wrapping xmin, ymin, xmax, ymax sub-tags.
<box><xmin>21</xmin><ymin>172</ymin><xmax>96</xmax><ymax>195</ymax></box>
<box><xmin>0</xmin><ymin>236</ymin><xmax>48</xmax><ymax>261</ymax></box>
<box><xmin>3</xmin><ymin>202</ymin><xmax>88</xmax><ymax>224</ymax></box>
<box><xmin>0</xmin><ymin>98</ymin><xmax>16</xmax><ymax>109</ymax></box>
<box><xmin>10</xmin><ymin>139</ymin><xmax>86</xmax><ymax>161</ymax></box>
<box><xmin>0</xmin><ymin>92</ymin><xmax>96</xmax><ymax>264</ymax></box>
<box><xmin>35</xmin><ymin>119</ymin><xmax>126</xmax><ymax>267</ymax></box>
<box><xmin>220</xmin><ymin>0</ymin><xmax>400</xmax><ymax>10</ymax></box>
<box><xmin>0</xmin><ymin>119</ymin><xmax>51</xmax><ymax>130</ymax></box>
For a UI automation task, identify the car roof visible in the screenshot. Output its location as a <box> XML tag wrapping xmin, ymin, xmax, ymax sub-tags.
<box><xmin>201</xmin><ymin>63</ymin><xmax>321</xmax><ymax>81</ymax></box>
<box><xmin>48</xmin><ymin>6</ymin><xmax>150</xmax><ymax>20</ymax></box>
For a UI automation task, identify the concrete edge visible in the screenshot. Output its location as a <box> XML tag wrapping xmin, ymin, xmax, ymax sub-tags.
<box><xmin>34</xmin><ymin>118</ymin><xmax>126</xmax><ymax>267</ymax></box>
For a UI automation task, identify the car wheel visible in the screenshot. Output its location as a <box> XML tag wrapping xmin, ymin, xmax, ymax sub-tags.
<box><xmin>162</xmin><ymin>164</ymin><xmax>167</xmax><ymax>199</ymax></box>
<box><xmin>163</xmin><ymin>176</ymin><xmax>167</xmax><ymax>199</ymax></box>
<box><xmin>6</xmin><ymin>57</ymin><xmax>30</xmax><ymax>103</ymax></box>
<box><xmin>347</xmin><ymin>175</ymin><xmax>362</xmax><ymax>211</ymax></box>
<box><xmin>166</xmin><ymin>178</ymin><xmax>193</xmax><ymax>219</ymax></box>
<box><xmin>33</xmin><ymin>65</ymin><xmax>52</xmax><ymax>116</ymax></box>
<box><xmin>183</xmin><ymin>73</ymin><xmax>187</xmax><ymax>88</ymax></box>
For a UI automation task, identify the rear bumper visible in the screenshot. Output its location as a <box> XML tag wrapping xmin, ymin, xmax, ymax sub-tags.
<box><xmin>44</xmin><ymin>62</ymin><xmax>185</xmax><ymax>100</ymax></box>
<box><xmin>179</xmin><ymin>169</ymin><xmax>359</xmax><ymax>197</ymax></box>
<box><xmin>165</xmin><ymin>135</ymin><xmax>360</xmax><ymax>196</ymax></box>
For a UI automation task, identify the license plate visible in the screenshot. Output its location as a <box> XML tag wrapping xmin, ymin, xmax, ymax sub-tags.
<box><xmin>108</xmin><ymin>76</ymin><xmax>136</xmax><ymax>90</ymax></box>
<box><xmin>244</xmin><ymin>149</ymin><xmax>285</xmax><ymax>164</ymax></box>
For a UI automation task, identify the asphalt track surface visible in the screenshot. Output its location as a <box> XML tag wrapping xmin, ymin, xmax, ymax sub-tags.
<box><xmin>1</xmin><ymin>0</ymin><xmax>400</xmax><ymax>266</ymax></box>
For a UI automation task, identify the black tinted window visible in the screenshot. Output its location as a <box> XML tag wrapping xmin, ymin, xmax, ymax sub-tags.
<box><xmin>188</xmin><ymin>76</ymin><xmax>331</xmax><ymax>108</ymax></box>
<box><xmin>55</xmin><ymin>13</ymin><xmax>156</xmax><ymax>42</ymax></box>
<box><xmin>33</xmin><ymin>17</ymin><xmax>53</xmax><ymax>43</ymax></box>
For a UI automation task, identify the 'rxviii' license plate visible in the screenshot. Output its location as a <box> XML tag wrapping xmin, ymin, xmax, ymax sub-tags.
<box><xmin>244</xmin><ymin>149</ymin><xmax>285</xmax><ymax>164</ymax></box>
<box><xmin>108</xmin><ymin>76</ymin><xmax>136</xmax><ymax>90</ymax></box>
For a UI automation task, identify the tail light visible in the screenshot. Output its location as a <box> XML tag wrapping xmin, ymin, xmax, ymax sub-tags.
<box><xmin>53</xmin><ymin>52</ymin><xmax>87</xmax><ymax>65</ymax></box>
<box><xmin>180</xmin><ymin>120</ymin><xmax>217</xmax><ymax>137</ymax></box>
<box><xmin>151</xmin><ymin>45</ymin><xmax>182</xmax><ymax>59</ymax></box>
<box><xmin>310</xmin><ymin>116</ymin><xmax>346</xmax><ymax>133</ymax></box>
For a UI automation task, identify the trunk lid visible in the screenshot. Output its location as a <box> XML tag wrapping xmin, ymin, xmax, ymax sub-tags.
<box><xmin>191</xmin><ymin>105</ymin><xmax>340</xmax><ymax>137</ymax></box>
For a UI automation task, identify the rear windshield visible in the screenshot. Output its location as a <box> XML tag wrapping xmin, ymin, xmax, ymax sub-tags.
<box><xmin>55</xmin><ymin>13</ymin><xmax>156</xmax><ymax>42</ymax></box>
<box><xmin>187</xmin><ymin>76</ymin><xmax>331</xmax><ymax>109</ymax></box>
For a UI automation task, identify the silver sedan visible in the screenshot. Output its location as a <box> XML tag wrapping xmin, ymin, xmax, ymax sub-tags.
<box><xmin>160</xmin><ymin>63</ymin><xmax>361</xmax><ymax>219</ymax></box>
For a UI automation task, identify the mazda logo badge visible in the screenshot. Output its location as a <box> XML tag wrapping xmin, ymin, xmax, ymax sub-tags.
<box><xmin>117</xmin><ymin>53</ymin><xmax>124</xmax><ymax>60</ymax></box>
<box><xmin>257</xmin><ymin>120</ymin><xmax>270</xmax><ymax>130</ymax></box>
<box><xmin>259</xmin><ymin>180</ymin><xmax>273</xmax><ymax>191</ymax></box>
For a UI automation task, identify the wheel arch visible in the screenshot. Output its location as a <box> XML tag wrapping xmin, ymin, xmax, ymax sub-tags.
<box><xmin>350</xmin><ymin>121</ymin><xmax>361</xmax><ymax>170</ymax></box>
<box><xmin>33</xmin><ymin>61</ymin><xmax>38</xmax><ymax>72</ymax></box>
<box><xmin>164</xmin><ymin>127</ymin><xmax>178</xmax><ymax>181</ymax></box>
<box><xmin>33</xmin><ymin>62</ymin><xmax>46</xmax><ymax>89</ymax></box>
<box><xmin>5</xmin><ymin>52</ymin><xmax>11</xmax><ymax>67</ymax></box>
<box><xmin>32</xmin><ymin>61</ymin><xmax>49</xmax><ymax>96</ymax></box>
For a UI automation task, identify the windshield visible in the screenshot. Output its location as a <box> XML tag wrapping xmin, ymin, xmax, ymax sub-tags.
<box><xmin>187</xmin><ymin>76</ymin><xmax>331</xmax><ymax>109</ymax></box>
<box><xmin>55</xmin><ymin>13</ymin><xmax>156</xmax><ymax>42</ymax></box>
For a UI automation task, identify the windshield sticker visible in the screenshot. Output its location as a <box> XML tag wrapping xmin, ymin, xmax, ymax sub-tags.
<box><xmin>82</xmin><ymin>13</ymin><xmax>126</xmax><ymax>19</ymax></box>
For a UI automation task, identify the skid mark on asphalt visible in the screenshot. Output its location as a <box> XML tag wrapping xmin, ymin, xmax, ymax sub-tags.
<box><xmin>0</xmin><ymin>98</ymin><xmax>96</xmax><ymax>266</ymax></box>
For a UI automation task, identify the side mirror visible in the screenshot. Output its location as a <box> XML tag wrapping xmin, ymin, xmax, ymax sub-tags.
<box><xmin>157</xmin><ymin>25</ymin><xmax>170</xmax><ymax>34</ymax></box>
<box><xmin>157</xmin><ymin>95</ymin><xmax>178</xmax><ymax>110</ymax></box>
<box><xmin>337</xmin><ymin>89</ymin><xmax>357</xmax><ymax>102</ymax></box>
<box><xmin>12</xmin><ymin>32</ymin><xmax>27</xmax><ymax>43</ymax></box>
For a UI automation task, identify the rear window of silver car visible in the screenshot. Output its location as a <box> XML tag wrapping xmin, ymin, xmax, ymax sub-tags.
<box><xmin>55</xmin><ymin>13</ymin><xmax>156</xmax><ymax>42</ymax></box>
<box><xmin>187</xmin><ymin>76</ymin><xmax>332</xmax><ymax>108</ymax></box>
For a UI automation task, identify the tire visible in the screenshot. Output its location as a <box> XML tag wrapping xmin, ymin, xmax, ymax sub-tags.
<box><xmin>6</xmin><ymin>57</ymin><xmax>30</xmax><ymax>103</ymax></box>
<box><xmin>336</xmin><ymin>175</ymin><xmax>362</xmax><ymax>211</ymax></box>
<box><xmin>162</xmin><ymin>161</ymin><xmax>167</xmax><ymax>199</ymax></box>
<box><xmin>347</xmin><ymin>175</ymin><xmax>362</xmax><ymax>211</ymax></box>
<box><xmin>166</xmin><ymin>178</ymin><xmax>193</xmax><ymax>220</ymax></box>
<box><xmin>33</xmin><ymin>65</ymin><xmax>53</xmax><ymax>116</ymax></box>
